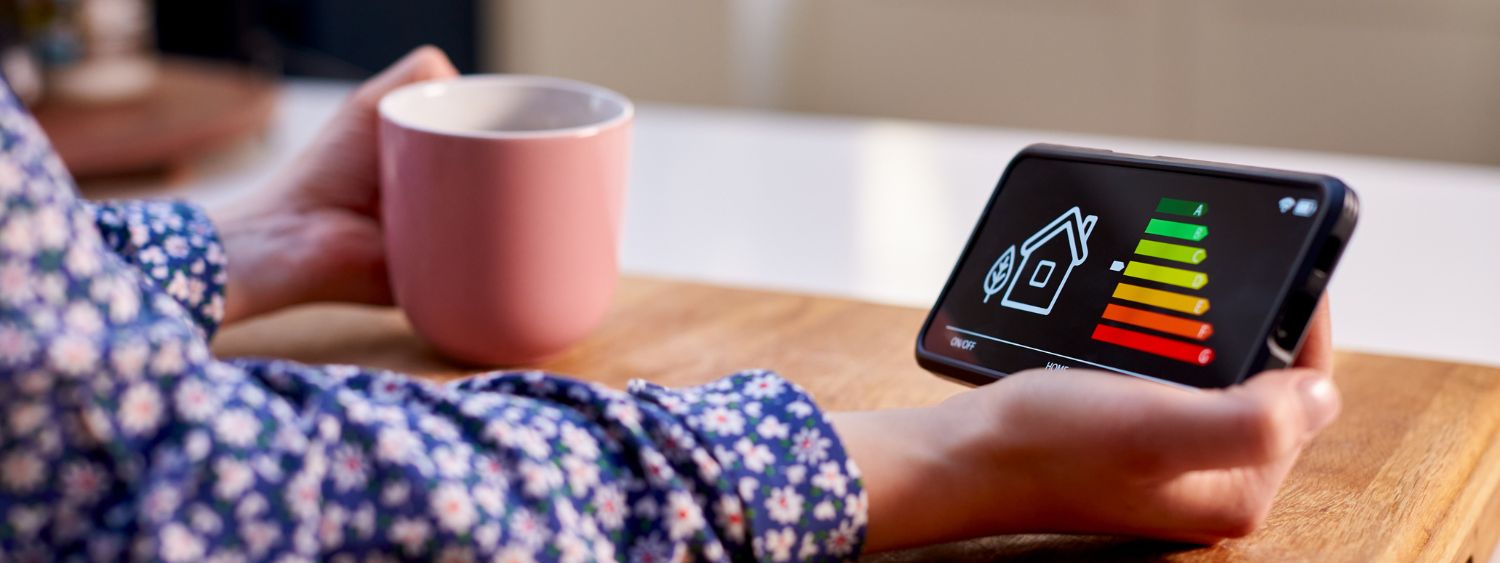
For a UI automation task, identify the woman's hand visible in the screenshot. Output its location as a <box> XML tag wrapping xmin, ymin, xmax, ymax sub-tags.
<box><xmin>835</xmin><ymin>298</ymin><xmax>1339</xmax><ymax>552</ymax></box>
<box><xmin>210</xmin><ymin>46</ymin><xmax>459</xmax><ymax>324</ymax></box>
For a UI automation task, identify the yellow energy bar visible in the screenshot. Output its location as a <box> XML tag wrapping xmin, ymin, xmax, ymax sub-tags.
<box><xmin>1111</xmin><ymin>283</ymin><xmax>1210</xmax><ymax>315</ymax></box>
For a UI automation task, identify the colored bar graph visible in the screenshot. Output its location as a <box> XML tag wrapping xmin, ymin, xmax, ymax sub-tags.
<box><xmin>1101</xmin><ymin>303</ymin><xmax>1213</xmax><ymax>340</ymax></box>
<box><xmin>1145</xmin><ymin>219</ymin><xmax>1208</xmax><ymax>241</ymax></box>
<box><xmin>1123</xmin><ymin>261</ymin><xmax>1208</xmax><ymax>289</ymax></box>
<box><xmin>1092</xmin><ymin>324</ymin><xmax>1215</xmax><ymax>365</ymax></box>
<box><xmin>1156</xmin><ymin>197</ymin><xmax>1207</xmax><ymax>218</ymax></box>
<box><xmin>1134</xmin><ymin>239</ymin><xmax>1205</xmax><ymax>264</ymax></box>
<box><xmin>1112</xmin><ymin>283</ymin><xmax>1210</xmax><ymax>315</ymax></box>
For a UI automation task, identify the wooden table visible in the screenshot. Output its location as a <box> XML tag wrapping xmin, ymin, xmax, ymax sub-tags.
<box><xmin>214</xmin><ymin>277</ymin><xmax>1500</xmax><ymax>562</ymax></box>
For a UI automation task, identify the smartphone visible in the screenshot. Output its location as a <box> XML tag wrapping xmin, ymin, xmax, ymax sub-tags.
<box><xmin>916</xmin><ymin>144</ymin><xmax>1358</xmax><ymax>389</ymax></box>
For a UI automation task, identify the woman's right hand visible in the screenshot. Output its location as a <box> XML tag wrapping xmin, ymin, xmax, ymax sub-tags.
<box><xmin>834</xmin><ymin>299</ymin><xmax>1339</xmax><ymax>552</ymax></box>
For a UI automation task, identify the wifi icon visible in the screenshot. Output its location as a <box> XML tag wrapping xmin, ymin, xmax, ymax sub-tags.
<box><xmin>1278</xmin><ymin>197</ymin><xmax>1296</xmax><ymax>214</ymax></box>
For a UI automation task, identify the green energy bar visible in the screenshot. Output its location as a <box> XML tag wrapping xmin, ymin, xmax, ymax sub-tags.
<box><xmin>1156</xmin><ymin>197</ymin><xmax>1207</xmax><ymax>217</ymax></box>
<box><xmin>1145</xmin><ymin>218</ymin><xmax>1208</xmax><ymax>241</ymax></box>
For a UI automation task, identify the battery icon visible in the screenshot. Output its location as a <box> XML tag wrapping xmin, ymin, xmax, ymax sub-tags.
<box><xmin>1292</xmin><ymin>198</ymin><xmax>1318</xmax><ymax>217</ymax></box>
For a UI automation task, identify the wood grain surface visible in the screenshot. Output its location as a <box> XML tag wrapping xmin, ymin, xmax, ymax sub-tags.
<box><xmin>213</xmin><ymin>277</ymin><xmax>1500</xmax><ymax>562</ymax></box>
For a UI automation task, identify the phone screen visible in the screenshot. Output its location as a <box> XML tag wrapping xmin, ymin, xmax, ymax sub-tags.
<box><xmin>921</xmin><ymin>154</ymin><xmax>1330</xmax><ymax>388</ymax></box>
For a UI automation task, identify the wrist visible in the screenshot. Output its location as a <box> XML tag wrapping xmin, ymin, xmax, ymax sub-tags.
<box><xmin>831</xmin><ymin>404</ymin><xmax>1002</xmax><ymax>551</ymax></box>
<box><xmin>208</xmin><ymin>203</ymin><xmax>310</xmax><ymax>324</ymax></box>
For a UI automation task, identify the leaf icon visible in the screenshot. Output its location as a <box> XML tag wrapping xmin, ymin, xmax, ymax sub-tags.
<box><xmin>984</xmin><ymin>245</ymin><xmax>1016</xmax><ymax>303</ymax></box>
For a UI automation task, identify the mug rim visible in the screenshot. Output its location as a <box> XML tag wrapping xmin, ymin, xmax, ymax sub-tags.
<box><xmin>378</xmin><ymin>74</ymin><xmax>634</xmax><ymax>140</ymax></box>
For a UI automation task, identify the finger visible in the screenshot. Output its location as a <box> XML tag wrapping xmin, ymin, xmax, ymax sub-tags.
<box><xmin>1294</xmin><ymin>295</ymin><xmax>1334</xmax><ymax>372</ymax></box>
<box><xmin>352</xmin><ymin>45</ymin><xmax>461</xmax><ymax>109</ymax></box>
<box><xmin>1129</xmin><ymin>368</ymin><xmax>1340</xmax><ymax>472</ymax></box>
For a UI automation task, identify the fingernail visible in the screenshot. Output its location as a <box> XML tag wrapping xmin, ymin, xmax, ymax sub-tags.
<box><xmin>1297</xmin><ymin>375</ymin><xmax>1339</xmax><ymax>431</ymax></box>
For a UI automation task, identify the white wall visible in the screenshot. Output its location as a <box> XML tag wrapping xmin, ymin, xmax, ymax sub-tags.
<box><xmin>485</xmin><ymin>0</ymin><xmax>1500</xmax><ymax>165</ymax></box>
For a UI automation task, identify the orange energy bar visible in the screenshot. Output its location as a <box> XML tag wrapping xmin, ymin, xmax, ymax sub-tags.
<box><xmin>1101</xmin><ymin>303</ymin><xmax>1213</xmax><ymax>340</ymax></box>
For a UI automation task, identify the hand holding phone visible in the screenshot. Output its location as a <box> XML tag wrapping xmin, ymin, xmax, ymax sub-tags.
<box><xmin>838</xmin><ymin>299</ymin><xmax>1338</xmax><ymax>551</ymax></box>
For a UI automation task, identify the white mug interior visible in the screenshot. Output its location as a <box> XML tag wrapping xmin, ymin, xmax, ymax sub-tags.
<box><xmin>379</xmin><ymin>75</ymin><xmax>633</xmax><ymax>139</ymax></box>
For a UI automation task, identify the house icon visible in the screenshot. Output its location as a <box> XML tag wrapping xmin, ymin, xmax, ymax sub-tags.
<box><xmin>999</xmin><ymin>206</ymin><xmax>1098</xmax><ymax>316</ymax></box>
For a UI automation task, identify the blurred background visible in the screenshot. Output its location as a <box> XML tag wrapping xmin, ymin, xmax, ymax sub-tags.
<box><xmin>4</xmin><ymin>0</ymin><xmax>1498</xmax><ymax>169</ymax></box>
<box><xmin>2</xmin><ymin>0</ymin><xmax>1498</xmax><ymax>370</ymax></box>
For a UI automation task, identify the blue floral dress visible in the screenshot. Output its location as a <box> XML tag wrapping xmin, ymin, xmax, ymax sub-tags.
<box><xmin>0</xmin><ymin>82</ymin><xmax>866</xmax><ymax>561</ymax></box>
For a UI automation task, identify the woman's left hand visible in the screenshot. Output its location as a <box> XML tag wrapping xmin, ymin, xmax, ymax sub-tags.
<box><xmin>211</xmin><ymin>46</ymin><xmax>458</xmax><ymax>324</ymax></box>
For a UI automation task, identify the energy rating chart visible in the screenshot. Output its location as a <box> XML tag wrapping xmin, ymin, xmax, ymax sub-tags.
<box><xmin>1094</xmin><ymin>197</ymin><xmax>1216</xmax><ymax>366</ymax></box>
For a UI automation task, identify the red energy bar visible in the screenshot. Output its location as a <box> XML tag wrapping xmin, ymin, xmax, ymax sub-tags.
<box><xmin>1092</xmin><ymin>324</ymin><xmax>1215</xmax><ymax>366</ymax></box>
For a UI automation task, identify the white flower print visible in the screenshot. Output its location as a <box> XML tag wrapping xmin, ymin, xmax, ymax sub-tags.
<box><xmin>594</xmin><ymin>485</ymin><xmax>628</xmax><ymax>531</ymax></box>
<box><xmin>556</xmin><ymin>532</ymin><xmax>591</xmax><ymax>563</ymax></box>
<box><xmin>519</xmin><ymin>459</ymin><xmax>564</xmax><ymax>498</ymax></box>
<box><xmin>61</xmin><ymin>460</ymin><xmax>108</xmax><ymax>503</ymax></box>
<box><xmin>428</xmin><ymin>483</ymin><xmax>477</xmax><ymax>534</ymax></box>
<box><xmin>389</xmin><ymin>517</ymin><xmax>431</xmax><ymax>556</ymax></box>
<box><xmin>33</xmin><ymin>206</ymin><xmax>68</xmax><ymax>249</ymax></box>
<box><xmin>665</xmin><ymin>490</ymin><xmax>706</xmax><ymax>540</ymax></box>
<box><xmin>285</xmin><ymin>473</ymin><xmax>321</xmax><ymax>520</ymax></box>
<box><xmin>64</xmin><ymin>244</ymin><xmax>100</xmax><ymax>277</ymax></box>
<box><xmin>798</xmin><ymin>531</ymin><xmax>820</xmax><ymax>560</ymax></box>
<box><xmin>766</xmin><ymin>486</ymin><xmax>805</xmax><ymax>525</ymax></box>
<box><xmin>143</xmin><ymin>486</ymin><xmax>182</xmax><ymax>523</ymax></box>
<box><xmin>376</xmin><ymin>426</ymin><xmax>421</xmax><ymax>464</ymax></box>
<box><xmin>761</xmin><ymin>527</ymin><xmax>797</xmax><ymax>562</ymax></box>
<box><xmin>628</xmin><ymin>533</ymin><xmax>673</xmax><ymax>563</ymax></box>
<box><xmin>0</xmin><ymin>263</ymin><xmax>32</xmax><ymax>306</ymax></box>
<box><xmin>382</xmin><ymin>480</ymin><xmax>411</xmax><ymax>507</ymax></box>
<box><xmin>813</xmin><ymin>500</ymin><xmax>836</xmax><ymax>521</ymax></box>
<box><xmin>700</xmin><ymin>406</ymin><xmax>745</xmax><ymax>436</ymax></box>
<box><xmin>691</xmin><ymin>448</ymin><xmax>722</xmax><ymax>481</ymax></box>
<box><xmin>110</xmin><ymin>339</ymin><xmax>149</xmax><ymax>378</ymax></box>
<box><xmin>62</xmin><ymin>301</ymin><xmax>102</xmax><ymax>333</ymax></box>
<box><xmin>787</xmin><ymin>400</ymin><xmax>814</xmax><ymax>418</ymax></box>
<box><xmin>330</xmin><ymin>446</ymin><xmax>368</xmax><ymax>492</ymax></box>
<box><xmin>734</xmin><ymin>438</ymin><xmax>774</xmax><ymax>473</ymax></box>
<box><xmin>756</xmin><ymin>416</ymin><xmax>789</xmax><ymax>440</ymax></box>
<box><xmin>743</xmin><ymin>374</ymin><xmax>785</xmax><ymax>399</ymax></box>
<box><xmin>474</xmin><ymin>522</ymin><xmax>501</xmax><ymax>551</ymax></box>
<box><xmin>159</xmin><ymin>523</ymin><xmax>205</xmax><ymax>562</ymax></box>
<box><xmin>812</xmin><ymin>461</ymin><xmax>849</xmax><ymax>496</ymax></box>
<box><xmin>371</xmin><ymin>373</ymin><xmax>409</xmax><ymax>402</ymax></box>
<box><xmin>494</xmin><ymin>547</ymin><xmax>537</xmax><ymax>563</ymax></box>
<box><xmin>0</xmin><ymin>212</ymin><xmax>35</xmax><ymax>255</ymax></box>
<box><xmin>738</xmin><ymin>476</ymin><xmax>759</xmax><ymax>501</ymax></box>
<box><xmin>2</xmin><ymin>451</ymin><xmax>44</xmax><ymax>492</ymax></box>
<box><xmin>845</xmin><ymin>490</ymin><xmax>869</xmax><ymax>527</ymax></box>
<box><xmin>8</xmin><ymin>507</ymin><xmax>45</xmax><ymax>538</ymax></box>
<box><xmin>560</xmin><ymin>424</ymin><xmax>600</xmax><ymax>459</ymax></box>
<box><xmin>432</xmin><ymin>445</ymin><xmax>471</xmax><ymax>479</ymax></box>
<box><xmin>716</xmin><ymin>494</ymin><xmax>747</xmax><ymax>542</ymax></box>
<box><xmin>317</xmin><ymin>505</ymin><xmax>347</xmax><ymax>549</ymax></box>
<box><xmin>7</xmin><ymin>401</ymin><xmax>46</xmax><ymax>437</ymax></box>
<box><xmin>786</xmin><ymin>464</ymin><xmax>807</xmax><ymax>485</ymax></box>
<box><xmin>150</xmin><ymin>339</ymin><xmax>185</xmax><ymax>376</ymax></box>
<box><xmin>827</xmin><ymin>520</ymin><xmax>860</xmax><ymax>556</ymax></box>
<box><xmin>0</xmin><ymin>323</ymin><xmax>32</xmax><ymax>367</ymax></box>
<box><xmin>214</xmin><ymin>409</ymin><xmax>260</xmax><ymax>448</ymax></box>
<box><xmin>508</xmin><ymin>508</ymin><xmax>550</xmax><ymax>548</ymax></box>
<box><xmin>472</xmin><ymin>483</ymin><xmax>504</xmax><ymax>516</ymax></box>
<box><xmin>352</xmin><ymin>502</ymin><xmax>376</xmax><ymax>540</ymax></box>
<box><xmin>119</xmin><ymin>383</ymin><xmax>165</xmax><ymax>436</ymax></box>
<box><xmin>791</xmin><ymin>427</ymin><xmax>831</xmax><ymax>464</ymax></box>
<box><xmin>173</xmin><ymin>379</ymin><xmax>220</xmax><ymax>422</ymax></box>
<box><xmin>48</xmin><ymin>333</ymin><xmax>97</xmax><ymax>376</ymax></box>
<box><xmin>214</xmin><ymin>458</ymin><xmax>254</xmax><ymax>500</ymax></box>
<box><xmin>418</xmin><ymin>414</ymin><xmax>461</xmax><ymax>441</ymax></box>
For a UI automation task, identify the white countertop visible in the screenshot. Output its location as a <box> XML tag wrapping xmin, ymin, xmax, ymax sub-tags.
<box><xmin>136</xmin><ymin>80</ymin><xmax>1500</xmax><ymax>369</ymax></box>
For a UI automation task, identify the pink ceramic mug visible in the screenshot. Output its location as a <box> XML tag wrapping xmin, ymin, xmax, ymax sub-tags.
<box><xmin>378</xmin><ymin>75</ymin><xmax>632</xmax><ymax>365</ymax></box>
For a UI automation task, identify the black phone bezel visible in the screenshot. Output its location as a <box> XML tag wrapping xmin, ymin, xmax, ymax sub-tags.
<box><xmin>915</xmin><ymin>144</ymin><xmax>1359</xmax><ymax>388</ymax></box>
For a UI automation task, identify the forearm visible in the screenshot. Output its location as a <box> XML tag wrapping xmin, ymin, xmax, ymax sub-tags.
<box><xmin>830</xmin><ymin>405</ymin><xmax>1024</xmax><ymax>552</ymax></box>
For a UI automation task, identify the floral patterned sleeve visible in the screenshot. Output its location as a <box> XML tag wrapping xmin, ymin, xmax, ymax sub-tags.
<box><xmin>0</xmin><ymin>81</ymin><xmax>867</xmax><ymax>561</ymax></box>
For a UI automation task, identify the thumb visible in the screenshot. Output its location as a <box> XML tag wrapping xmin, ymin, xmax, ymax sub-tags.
<box><xmin>351</xmin><ymin>45</ymin><xmax>461</xmax><ymax>111</ymax></box>
<box><xmin>1135</xmin><ymin>368</ymin><xmax>1340</xmax><ymax>472</ymax></box>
